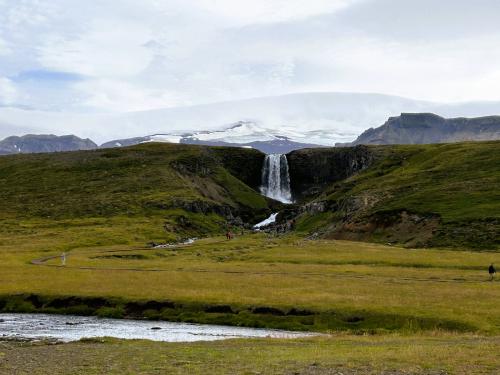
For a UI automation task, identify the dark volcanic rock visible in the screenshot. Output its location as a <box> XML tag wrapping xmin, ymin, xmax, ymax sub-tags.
<box><xmin>211</xmin><ymin>147</ymin><xmax>265</xmax><ymax>190</ymax></box>
<box><xmin>339</xmin><ymin>113</ymin><xmax>500</xmax><ymax>146</ymax></box>
<box><xmin>0</xmin><ymin>134</ymin><xmax>97</xmax><ymax>155</ymax></box>
<box><xmin>287</xmin><ymin>145</ymin><xmax>376</xmax><ymax>200</ymax></box>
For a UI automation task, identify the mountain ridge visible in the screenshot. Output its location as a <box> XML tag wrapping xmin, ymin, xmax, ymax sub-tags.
<box><xmin>2</xmin><ymin>112</ymin><xmax>500</xmax><ymax>155</ymax></box>
<box><xmin>0</xmin><ymin>134</ymin><xmax>97</xmax><ymax>155</ymax></box>
<box><xmin>338</xmin><ymin>113</ymin><xmax>500</xmax><ymax>146</ymax></box>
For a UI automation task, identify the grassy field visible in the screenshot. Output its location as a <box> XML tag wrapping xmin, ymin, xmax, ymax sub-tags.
<box><xmin>1</xmin><ymin>222</ymin><xmax>498</xmax><ymax>334</ymax></box>
<box><xmin>1</xmin><ymin>334</ymin><xmax>499</xmax><ymax>374</ymax></box>
<box><xmin>0</xmin><ymin>225</ymin><xmax>500</xmax><ymax>375</ymax></box>
<box><xmin>0</xmin><ymin>217</ymin><xmax>498</xmax><ymax>374</ymax></box>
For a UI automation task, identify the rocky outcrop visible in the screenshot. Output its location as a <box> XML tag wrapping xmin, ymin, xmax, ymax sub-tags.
<box><xmin>339</xmin><ymin>113</ymin><xmax>500</xmax><ymax>146</ymax></box>
<box><xmin>0</xmin><ymin>134</ymin><xmax>97</xmax><ymax>155</ymax></box>
<box><xmin>169</xmin><ymin>199</ymin><xmax>234</xmax><ymax>217</ymax></box>
<box><xmin>287</xmin><ymin>145</ymin><xmax>376</xmax><ymax>200</ymax></box>
<box><xmin>327</xmin><ymin>210</ymin><xmax>442</xmax><ymax>248</ymax></box>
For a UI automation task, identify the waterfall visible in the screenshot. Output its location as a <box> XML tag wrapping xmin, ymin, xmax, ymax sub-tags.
<box><xmin>260</xmin><ymin>154</ymin><xmax>293</xmax><ymax>204</ymax></box>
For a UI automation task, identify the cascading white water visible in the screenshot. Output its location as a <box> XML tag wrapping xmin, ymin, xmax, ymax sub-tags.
<box><xmin>260</xmin><ymin>154</ymin><xmax>293</xmax><ymax>204</ymax></box>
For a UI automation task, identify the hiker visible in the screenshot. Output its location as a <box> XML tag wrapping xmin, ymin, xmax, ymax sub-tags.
<box><xmin>61</xmin><ymin>252</ymin><xmax>66</xmax><ymax>266</ymax></box>
<box><xmin>489</xmin><ymin>263</ymin><xmax>496</xmax><ymax>281</ymax></box>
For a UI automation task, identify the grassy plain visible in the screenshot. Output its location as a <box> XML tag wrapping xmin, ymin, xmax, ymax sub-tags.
<box><xmin>0</xmin><ymin>222</ymin><xmax>499</xmax><ymax>374</ymax></box>
<box><xmin>1</xmin><ymin>334</ymin><xmax>499</xmax><ymax>374</ymax></box>
<box><xmin>1</xmin><ymin>220</ymin><xmax>498</xmax><ymax>334</ymax></box>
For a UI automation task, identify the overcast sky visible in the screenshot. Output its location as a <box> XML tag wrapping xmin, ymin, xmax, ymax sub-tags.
<box><xmin>1</xmin><ymin>0</ymin><xmax>500</xmax><ymax>113</ymax></box>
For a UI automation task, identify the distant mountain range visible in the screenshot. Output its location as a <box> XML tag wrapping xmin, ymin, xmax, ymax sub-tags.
<box><xmin>3</xmin><ymin>92</ymin><xmax>500</xmax><ymax>146</ymax></box>
<box><xmin>0</xmin><ymin>122</ymin><xmax>323</xmax><ymax>155</ymax></box>
<box><xmin>0</xmin><ymin>134</ymin><xmax>97</xmax><ymax>155</ymax></box>
<box><xmin>337</xmin><ymin>113</ymin><xmax>500</xmax><ymax>146</ymax></box>
<box><xmin>1</xmin><ymin>112</ymin><xmax>500</xmax><ymax>156</ymax></box>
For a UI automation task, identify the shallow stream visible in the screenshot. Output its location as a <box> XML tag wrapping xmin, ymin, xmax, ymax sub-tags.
<box><xmin>0</xmin><ymin>313</ymin><xmax>314</xmax><ymax>343</ymax></box>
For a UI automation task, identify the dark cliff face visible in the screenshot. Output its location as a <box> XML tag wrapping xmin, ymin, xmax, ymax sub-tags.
<box><xmin>0</xmin><ymin>134</ymin><xmax>97</xmax><ymax>155</ymax></box>
<box><xmin>211</xmin><ymin>147</ymin><xmax>266</xmax><ymax>191</ymax></box>
<box><xmin>339</xmin><ymin>113</ymin><xmax>500</xmax><ymax>146</ymax></box>
<box><xmin>287</xmin><ymin>145</ymin><xmax>375</xmax><ymax>200</ymax></box>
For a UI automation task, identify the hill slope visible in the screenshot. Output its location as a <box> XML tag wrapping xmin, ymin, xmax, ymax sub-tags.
<box><xmin>288</xmin><ymin>141</ymin><xmax>500</xmax><ymax>249</ymax></box>
<box><xmin>0</xmin><ymin>143</ymin><xmax>271</xmax><ymax>240</ymax></box>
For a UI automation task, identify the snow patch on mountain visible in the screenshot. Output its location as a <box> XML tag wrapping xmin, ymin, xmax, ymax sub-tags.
<box><xmin>145</xmin><ymin>121</ymin><xmax>355</xmax><ymax>146</ymax></box>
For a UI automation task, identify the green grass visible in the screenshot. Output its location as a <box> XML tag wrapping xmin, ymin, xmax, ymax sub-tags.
<box><xmin>0</xmin><ymin>220</ymin><xmax>498</xmax><ymax>334</ymax></box>
<box><xmin>1</xmin><ymin>335</ymin><xmax>499</xmax><ymax>374</ymax></box>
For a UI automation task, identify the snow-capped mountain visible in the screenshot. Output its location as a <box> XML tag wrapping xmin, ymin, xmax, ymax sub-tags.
<box><xmin>149</xmin><ymin>121</ymin><xmax>329</xmax><ymax>145</ymax></box>
<box><xmin>101</xmin><ymin>121</ymin><xmax>325</xmax><ymax>154</ymax></box>
<box><xmin>2</xmin><ymin>92</ymin><xmax>500</xmax><ymax>146</ymax></box>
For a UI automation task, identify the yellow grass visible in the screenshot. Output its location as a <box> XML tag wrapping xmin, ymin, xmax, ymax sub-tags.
<box><xmin>1</xmin><ymin>220</ymin><xmax>499</xmax><ymax>333</ymax></box>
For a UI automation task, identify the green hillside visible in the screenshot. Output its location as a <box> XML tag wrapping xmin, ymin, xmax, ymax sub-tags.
<box><xmin>294</xmin><ymin>141</ymin><xmax>500</xmax><ymax>249</ymax></box>
<box><xmin>0</xmin><ymin>143</ymin><xmax>270</xmax><ymax>242</ymax></box>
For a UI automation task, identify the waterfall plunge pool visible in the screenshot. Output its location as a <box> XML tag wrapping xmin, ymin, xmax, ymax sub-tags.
<box><xmin>0</xmin><ymin>313</ymin><xmax>316</xmax><ymax>343</ymax></box>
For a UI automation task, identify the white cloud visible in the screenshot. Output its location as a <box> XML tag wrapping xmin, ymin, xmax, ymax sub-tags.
<box><xmin>38</xmin><ymin>19</ymin><xmax>154</xmax><ymax>77</ymax></box>
<box><xmin>0</xmin><ymin>37</ymin><xmax>11</xmax><ymax>56</ymax></box>
<box><xmin>1</xmin><ymin>0</ymin><xmax>500</xmax><ymax>117</ymax></box>
<box><xmin>73</xmin><ymin>79</ymin><xmax>187</xmax><ymax>112</ymax></box>
<box><xmin>193</xmin><ymin>0</ymin><xmax>357</xmax><ymax>25</ymax></box>
<box><xmin>0</xmin><ymin>77</ymin><xmax>19</xmax><ymax>105</ymax></box>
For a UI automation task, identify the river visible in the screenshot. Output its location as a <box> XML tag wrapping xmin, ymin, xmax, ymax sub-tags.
<box><xmin>0</xmin><ymin>313</ymin><xmax>315</xmax><ymax>343</ymax></box>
